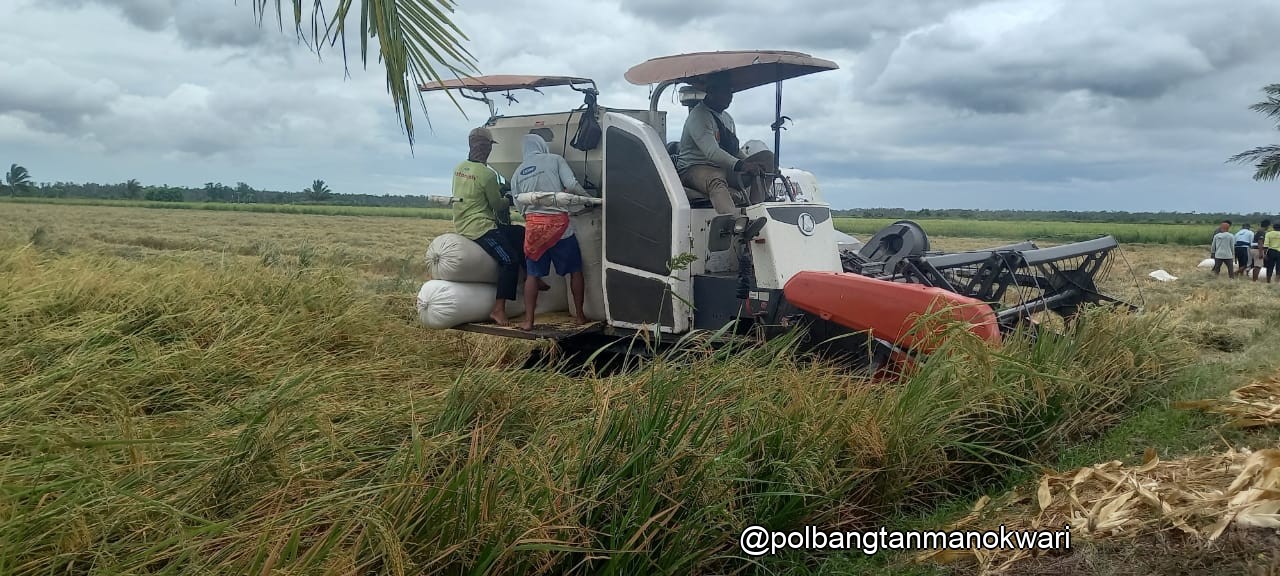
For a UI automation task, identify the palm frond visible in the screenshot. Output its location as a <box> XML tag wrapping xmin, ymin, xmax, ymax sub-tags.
<box><xmin>250</xmin><ymin>1</ymin><xmax>479</xmax><ymax>146</ymax></box>
<box><xmin>1245</xmin><ymin>84</ymin><xmax>1280</xmax><ymax>126</ymax></box>
<box><xmin>1253</xmin><ymin>153</ymin><xmax>1280</xmax><ymax>182</ymax></box>
<box><xmin>1249</xmin><ymin>102</ymin><xmax>1280</xmax><ymax>122</ymax></box>
<box><xmin>1227</xmin><ymin>145</ymin><xmax>1280</xmax><ymax>181</ymax></box>
<box><xmin>6</xmin><ymin>164</ymin><xmax>31</xmax><ymax>187</ymax></box>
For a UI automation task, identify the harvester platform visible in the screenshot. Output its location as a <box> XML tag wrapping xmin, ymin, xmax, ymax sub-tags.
<box><xmin>454</xmin><ymin>318</ymin><xmax>605</xmax><ymax>341</ymax></box>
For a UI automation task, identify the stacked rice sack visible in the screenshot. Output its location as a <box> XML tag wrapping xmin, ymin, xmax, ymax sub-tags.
<box><xmin>417</xmin><ymin>233</ymin><xmax>567</xmax><ymax>329</ymax></box>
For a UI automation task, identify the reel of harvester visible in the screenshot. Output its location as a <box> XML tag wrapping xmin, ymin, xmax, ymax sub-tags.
<box><xmin>842</xmin><ymin>220</ymin><xmax>1141</xmax><ymax>337</ymax></box>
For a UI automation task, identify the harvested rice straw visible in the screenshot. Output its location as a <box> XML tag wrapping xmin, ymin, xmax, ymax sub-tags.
<box><xmin>1176</xmin><ymin>377</ymin><xmax>1280</xmax><ymax>429</ymax></box>
<box><xmin>917</xmin><ymin>448</ymin><xmax>1280</xmax><ymax>575</ymax></box>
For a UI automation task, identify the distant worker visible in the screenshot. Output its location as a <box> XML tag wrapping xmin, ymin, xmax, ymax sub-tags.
<box><xmin>1254</xmin><ymin>220</ymin><xmax>1272</xmax><ymax>281</ymax></box>
<box><xmin>511</xmin><ymin>134</ymin><xmax>590</xmax><ymax>330</ymax></box>
<box><xmin>1265</xmin><ymin>219</ymin><xmax>1280</xmax><ymax>283</ymax></box>
<box><xmin>1210</xmin><ymin>220</ymin><xmax>1236</xmax><ymax>279</ymax></box>
<box><xmin>676</xmin><ymin>73</ymin><xmax>776</xmax><ymax>215</ymax></box>
<box><xmin>1235</xmin><ymin>223</ymin><xmax>1255</xmax><ymax>279</ymax></box>
<box><xmin>451</xmin><ymin>127</ymin><xmax>525</xmax><ymax>326</ymax></box>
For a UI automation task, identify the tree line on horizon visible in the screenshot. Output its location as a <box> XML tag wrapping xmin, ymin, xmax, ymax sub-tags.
<box><xmin>1</xmin><ymin>167</ymin><xmax>450</xmax><ymax>209</ymax></box>
<box><xmin>1</xmin><ymin>163</ymin><xmax>1274</xmax><ymax>223</ymax></box>
<box><xmin>5</xmin><ymin>162</ymin><xmax>1277</xmax><ymax>224</ymax></box>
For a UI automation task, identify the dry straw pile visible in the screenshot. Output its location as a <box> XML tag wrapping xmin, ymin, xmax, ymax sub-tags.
<box><xmin>1177</xmin><ymin>377</ymin><xmax>1280</xmax><ymax>429</ymax></box>
<box><xmin>920</xmin><ymin>448</ymin><xmax>1280</xmax><ymax>575</ymax></box>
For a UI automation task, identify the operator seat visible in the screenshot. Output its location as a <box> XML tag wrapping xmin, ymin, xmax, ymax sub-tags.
<box><xmin>668</xmin><ymin>141</ymin><xmax>714</xmax><ymax>209</ymax></box>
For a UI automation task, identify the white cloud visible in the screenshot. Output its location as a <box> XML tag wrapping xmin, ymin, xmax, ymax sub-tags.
<box><xmin>0</xmin><ymin>0</ymin><xmax>1276</xmax><ymax>210</ymax></box>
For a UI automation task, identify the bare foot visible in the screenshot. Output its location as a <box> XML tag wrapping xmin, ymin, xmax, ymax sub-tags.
<box><xmin>490</xmin><ymin>312</ymin><xmax>509</xmax><ymax>326</ymax></box>
<box><xmin>519</xmin><ymin>321</ymin><xmax>534</xmax><ymax>331</ymax></box>
<box><xmin>574</xmin><ymin>315</ymin><xmax>589</xmax><ymax>325</ymax></box>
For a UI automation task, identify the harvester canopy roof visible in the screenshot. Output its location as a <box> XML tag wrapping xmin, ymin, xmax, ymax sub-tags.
<box><xmin>419</xmin><ymin>75</ymin><xmax>595</xmax><ymax>94</ymax></box>
<box><xmin>624</xmin><ymin>50</ymin><xmax>838</xmax><ymax>93</ymax></box>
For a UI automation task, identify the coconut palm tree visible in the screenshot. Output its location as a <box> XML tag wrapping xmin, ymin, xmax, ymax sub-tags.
<box><xmin>1228</xmin><ymin>84</ymin><xmax>1280</xmax><ymax>181</ymax></box>
<box><xmin>6</xmin><ymin>164</ymin><xmax>32</xmax><ymax>195</ymax></box>
<box><xmin>245</xmin><ymin>1</ymin><xmax>477</xmax><ymax>145</ymax></box>
<box><xmin>307</xmin><ymin>179</ymin><xmax>332</xmax><ymax>202</ymax></box>
<box><xmin>125</xmin><ymin>179</ymin><xmax>142</xmax><ymax>199</ymax></box>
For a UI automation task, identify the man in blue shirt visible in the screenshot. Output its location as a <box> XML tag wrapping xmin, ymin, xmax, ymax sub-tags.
<box><xmin>511</xmin><ymin>134</ymin><xmax>591</xmax><ymax>329</ymax></box>
<box><xmin>1235</xmin><ymin>223</ymin><xmax>1255</xmax><ymax>277</ymax></box>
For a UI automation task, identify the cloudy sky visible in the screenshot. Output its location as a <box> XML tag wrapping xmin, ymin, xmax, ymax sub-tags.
<box><xmin>2</xmin><ymin>0</ymin><xmax>1277</xmax><ymax>211</ymax></box>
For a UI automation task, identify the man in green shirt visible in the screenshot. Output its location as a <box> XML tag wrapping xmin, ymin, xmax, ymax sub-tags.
<box><xmin>1264</xmin><ymin>219</ymin><xmax>1280</xmax><ymax>283</ymax></box>
<box><xmin>452</xmin><ymin>127</ymin><xmax>524</xmax><ymax>325</ymax></box>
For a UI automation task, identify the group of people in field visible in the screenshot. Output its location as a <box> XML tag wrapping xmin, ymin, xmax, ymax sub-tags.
<box><xmin>1209</xmin><ymin>219</ymin><xmax>1280</xmax><ymax>281</ymax></box>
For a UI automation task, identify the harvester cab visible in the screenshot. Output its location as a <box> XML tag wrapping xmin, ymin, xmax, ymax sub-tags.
<box><xmin>616</xmin><ymin>50</ymin><xmax>851</xmax><ymax>335</ymax></box>
<box><xmin>417</xmin><ymin>52</ymin><xmax>1139</xmax><ymax>372</ymax></box>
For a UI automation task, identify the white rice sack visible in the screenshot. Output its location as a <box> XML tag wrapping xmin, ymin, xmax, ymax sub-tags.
<box><xmin>513</xmin><ymin>191</ymin><xmax>601</xmax><ymax>212</ymax></box>
<box><xmin>1148</xmin><ymin>270</ymin><xmax>1178</xmax><ymax>282</ymax></box>
<box><xmin>416</xmin><ymin>280</ymin><xmax>503</xmax><ymax>329</ymax></box>
<box><xmin>1197</xmin><ymin>258</ymin><xmax>1215</xmax><ymax>269</ymax></box>
<box><xmin>567</xmin><ymin>213</ymin><xmax>607</xmax><ymax>320</ymax></box>
<box><xmin>424</xmin><ymin>233</ymin><xmax>499</xmax><ymax>283</ymax></box>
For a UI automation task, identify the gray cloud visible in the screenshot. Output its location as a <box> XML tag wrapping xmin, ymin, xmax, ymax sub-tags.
<box><xmin>2</xmin><ymin>0</ymin><xmax>1277</xmax><ymax>211</ymax></box>
<box><xmin>50</xmin><ymin>0</ymin><xmax>173</xmax><ymax>30</ymax></box>
<box><xmin>618</xmin><ymin>0</ymin><xmax>732</xmax><ymax>25</ymax></box>
<box><xmin>173</xmin><ymin>3</ymin><xmax>280</xmax><ymax>49</ymax></box>
<box><xmin>619</xmin><ymin>0</ymin><xmax>989</xmax><ymax>51</ymax></box>
<box><xmin>0</xmin><ymin>58</ymin><xmax>121</xmax><ymax>132</ymax></box>
<box><xmin>868</xmin><ymin>0</ymin><xmax>1280</xmax><ymax>114</ymax></box>
<box><xmin>50</xmin><ymin>0</ymin><xmax>287</xmax><ymax>49</ymax></box>
<box><xmin>112</xmin><ymin>0</ymin><xmax>171</xmax><ymax>30</ymax></box>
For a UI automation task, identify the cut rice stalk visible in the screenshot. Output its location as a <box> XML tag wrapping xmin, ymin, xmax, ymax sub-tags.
<box><xmin>918</xmin><ymin>448</ymin><xmax>1280</xmax><ymax>575</ymax></box>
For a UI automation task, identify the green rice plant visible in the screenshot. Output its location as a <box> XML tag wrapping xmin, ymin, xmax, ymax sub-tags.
<box><xmin>0</xmin><ymin>245</ymin><xmax>1194</xmax><ymax>575</ymax></box>
<box><xmin>863</xmin><ymin>305</ymin><xmax>1192</xmax><ymax>509</ymax></box>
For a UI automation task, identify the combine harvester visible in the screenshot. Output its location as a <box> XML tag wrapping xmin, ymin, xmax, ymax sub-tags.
<box><xmin>417</xmin><ymin>50</ymin><xmax>1137</xmax><ymax>372</ymax></box>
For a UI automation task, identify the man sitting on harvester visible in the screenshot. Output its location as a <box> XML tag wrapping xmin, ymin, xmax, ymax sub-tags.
<box><xmin>677</xmin><ymin>73</ymin><xmax>776</xmax><ymax>215</ymax></box>
<box><xmin>511</xmin><ymin>134</ymin><xmax>591</xmax><ymax>330</ymax></box>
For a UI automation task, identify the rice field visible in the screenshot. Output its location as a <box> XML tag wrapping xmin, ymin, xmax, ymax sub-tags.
<box><xmin>0</xmin><ymin>196</ymin><xmax>454</xmax><ymax>219</ymax></box>
<box><xmin>0</xmin><ymin>198</ymin><xmax>1225</xmax><ymax>246</ymax></box>
<box><xmin>1</xmin><ymin>202</ymin><xmax>1275</xmax><ymax>575</ymax></box>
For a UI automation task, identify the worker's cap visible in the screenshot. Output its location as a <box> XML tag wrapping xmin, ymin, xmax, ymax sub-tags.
<box><xmin>468</xmin><ymin>127</ymin><xmax>498</xmax><ymax>147</ymax></box>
